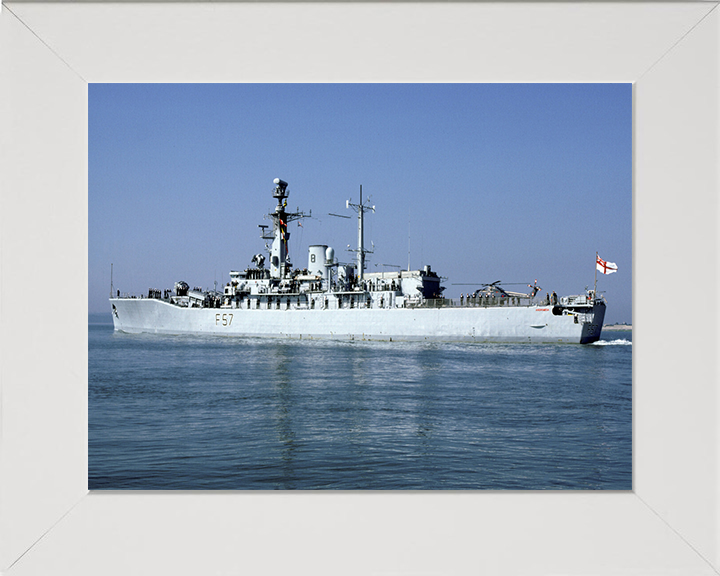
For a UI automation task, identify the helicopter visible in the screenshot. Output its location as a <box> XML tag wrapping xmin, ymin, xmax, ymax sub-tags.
<box><xmin>452</xmin><ymin>279</ymin><xmax>542</xmax><ymax>299</ymax></box>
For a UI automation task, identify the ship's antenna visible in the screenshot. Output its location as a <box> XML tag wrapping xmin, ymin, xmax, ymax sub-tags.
<box><xmin>110</xmin><ymin>263</ymin><xmax>114</xmax><ymax>298</ymax></box>
<box><xmin>407</xmin><ymin>208</ymin><xmax>411</xmax><ymax>272</ymax></box>
<box><xmin>346</xmin><ymin>184</ymin><xmax>375</xmax><ymax>282</ymax></box>
<box><xmin>357</xmin><ymin>185</ymin><xmax>365</xmax><ymax>281</ymax></box>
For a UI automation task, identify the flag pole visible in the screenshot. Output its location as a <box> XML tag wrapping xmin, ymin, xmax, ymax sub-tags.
<box><xmin>593</xmin><ymin>251</ymin><xmax>598</xmax><ymax>300</ymax></box>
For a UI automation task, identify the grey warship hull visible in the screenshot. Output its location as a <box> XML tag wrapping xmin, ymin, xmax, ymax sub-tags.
<box><xmin>111</xmin><ymin>297</ymin><xmax>605</xmax><ymax>344</ymax></box>
<box><xmin>110</xmin><ymin>178</ymin><xmax>607</xmax><ymax>344</ymax></box>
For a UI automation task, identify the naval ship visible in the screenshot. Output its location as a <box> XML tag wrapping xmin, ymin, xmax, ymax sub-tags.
<box><xmin>110</xmin><ymin>178</ymin><xmax>606</xmax><ymax>343</ymax></box>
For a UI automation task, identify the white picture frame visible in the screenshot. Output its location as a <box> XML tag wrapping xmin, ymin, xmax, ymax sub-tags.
<box><xmin>1</xmin><ymin>2</ymin><xmax>718</xmax><ymax>574</ymax></box>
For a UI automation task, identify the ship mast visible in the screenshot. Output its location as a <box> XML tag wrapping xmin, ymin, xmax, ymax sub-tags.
<box><xmin>264</xmin><ymin>178</ymin><xmax>310</xmax><ymax>279</ymax></box>
<box><xmin>593</xmin><ymin>251</ymin><xmax>598</xmax><ymax>301</ymax></box>
<box><xmin>346</xmin><ymin>185</ymin><xmax>375</xmax><ymax>282</ymax></box>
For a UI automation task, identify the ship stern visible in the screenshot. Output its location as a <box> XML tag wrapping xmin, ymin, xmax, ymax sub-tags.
<box><xmin>579</xmin><ymin>300</ymin><xmax>607</xmax><ymax>344</ymax></box>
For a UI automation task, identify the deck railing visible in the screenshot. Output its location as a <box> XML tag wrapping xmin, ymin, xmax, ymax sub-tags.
<box><xmin>412</xmin><ymin>297</ymin><xmax>538</xmax><ymax>309</ymax></box>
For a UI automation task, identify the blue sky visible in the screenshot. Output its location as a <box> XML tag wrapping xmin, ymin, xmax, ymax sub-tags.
<box><xmin>89</xmin><ymin>83</ymin><xmax>631</xmax><ymax>323</ymax></box>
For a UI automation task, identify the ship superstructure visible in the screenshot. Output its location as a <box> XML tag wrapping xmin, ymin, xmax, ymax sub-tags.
<box><xmin>111</xmin><ymin>178</ymin><xmax>606</xmax><ymax>343</ymax></box>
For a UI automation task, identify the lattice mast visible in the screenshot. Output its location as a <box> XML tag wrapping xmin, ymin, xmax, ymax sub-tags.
<box><xmin>346</xmin><ymin>185</ymin><xmax>375</xmax><ymax>282</ymax></box>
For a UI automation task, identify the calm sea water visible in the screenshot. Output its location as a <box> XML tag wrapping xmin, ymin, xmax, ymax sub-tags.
<box><xmin>89</xmin><ymin>314</ymin><xmax>632</xmax><ymax>490</ymax></box>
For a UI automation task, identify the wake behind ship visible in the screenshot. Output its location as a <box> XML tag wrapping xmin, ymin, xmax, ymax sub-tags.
<box><xmin>110</xmin><ymin>178</ymin><xmax>606</xmax><ymax>343</ymax></box>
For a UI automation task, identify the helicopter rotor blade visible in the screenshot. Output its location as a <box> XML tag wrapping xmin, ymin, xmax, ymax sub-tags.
<box><xmin>452</xmin><ymin>281</ymin><xmax>537</xmax><ymax>287</ymax></box>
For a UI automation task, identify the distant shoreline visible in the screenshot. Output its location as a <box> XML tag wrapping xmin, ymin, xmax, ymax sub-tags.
<box><xmin>604</xmin><ymin>325</ymin><xmax>632</xmax><ymax>331</ymax></box>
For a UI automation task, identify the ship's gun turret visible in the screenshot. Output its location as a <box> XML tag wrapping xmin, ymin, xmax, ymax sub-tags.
<box><xmin>174</xmin><ymin>281</ymin><xmax>189</xmax><ymax>297</ymax></box>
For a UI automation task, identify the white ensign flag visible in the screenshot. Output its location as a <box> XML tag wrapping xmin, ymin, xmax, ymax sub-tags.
<box><xmin>596</xmin><ymin>255</ymin><xmax>618</xmax><ymax>275</ymax></box>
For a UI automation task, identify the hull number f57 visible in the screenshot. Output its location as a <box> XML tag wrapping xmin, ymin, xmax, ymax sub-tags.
<box><xmin>216</xmin><ymin>313</ymin><xmax>233</xmax><ymax>326</ymax></box>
